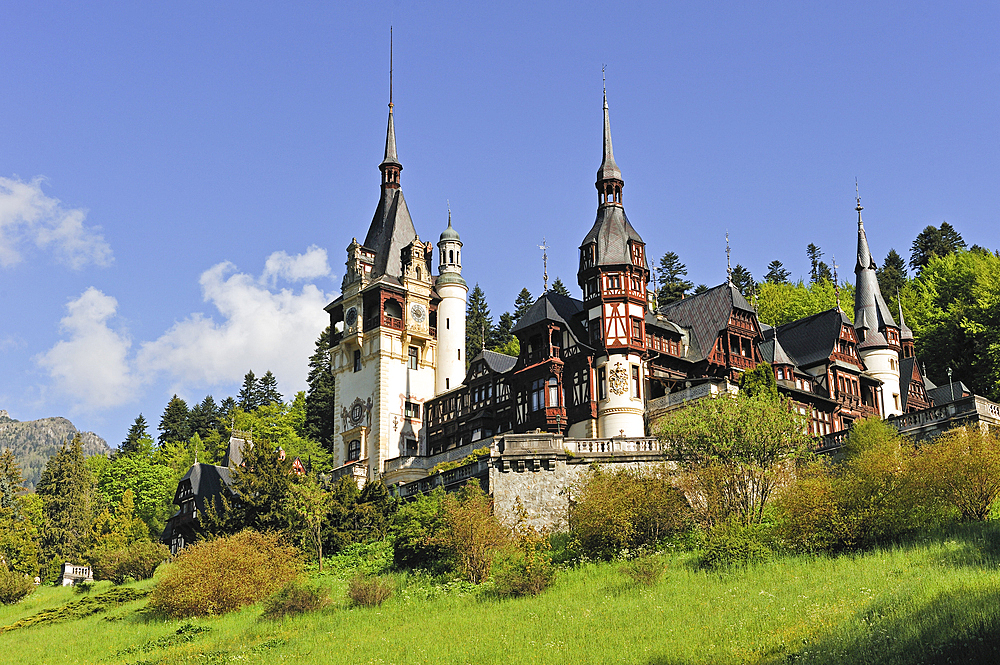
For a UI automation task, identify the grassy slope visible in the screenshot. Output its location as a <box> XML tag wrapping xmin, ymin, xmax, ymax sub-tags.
<box><xmin>4</xmin><ymin>523</ymin><xmax>1000</xmax><ymax>665</ymax></box>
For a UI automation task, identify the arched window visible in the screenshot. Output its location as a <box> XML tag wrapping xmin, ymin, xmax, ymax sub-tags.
<box><xmin>347</xmin><ymin>439</ymin><xmax>361</xmax><ymax>461</ymax></box>
<box><xmin>384</xmin><ymin>299</ymin><xmax>402</xmax><ymax>319</ymax></box>
<box><xmin>449</xmin><ymin>249</ymin><xmax>454</xmax><ymax>264</ymax></box>
<box><xmin>548</xmin><ymin>376</ymin><xmax>559</xmax><ymax>407</ymax></box>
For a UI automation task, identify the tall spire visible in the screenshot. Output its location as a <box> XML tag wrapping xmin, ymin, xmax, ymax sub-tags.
<box><xmin>380</xmin><ymin>27</ymin><xmax>401</xmax><ymax>185</ymax></box>
<box><xmin>596</xmin><ymin>66</ymin><xmax>623</xmax><ymax>205</ymax></box>
<box><xmin>726</xmin><ymin>231</ymin><xmax>732</xmax><ymax>284</ymax></box>
<box><xmin>853</xmin><ymin>182</ymin><xmax>897</xmax><ymax>342</ymax></box>
<box><xmin>833</xmin><ymin>255</ymin><xmax>842</xmax><ymax>312</ymax></box>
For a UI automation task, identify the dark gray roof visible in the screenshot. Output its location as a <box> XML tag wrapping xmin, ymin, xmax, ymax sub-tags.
<box><xmin>475</xmin><ymin>349</ymin><xmax>518</xmax><ymax>374</ymax></box>
<box><xmin>380</xmin><ymin>108</ymin><xmax>401</xmax><ymax>169</ymax></box>
<box><xmin>512</xmin><ymin>291</ymin><xmax>586</xmax><ymax>338</ymax></box>
<box><xmin>580</xmin><ymin>205</ymin><xmax>646</xmax><ymax>268</ymax></box>
<box><xmin>927</xmin><ymin>380</ymin><xmax>971</xmax><ymax>406</ymax></box>
<box><xmin>897</xmin><ymin>299</ymin><xmax>914</xmax><ymax>341</ymax></box>
<box><xmin>363</xmin><ymin>188</ymin><xmax>417</xmax><ymax>279</ymax></box>
<box><xmin>899</xmin><ymin>356</ymin><xmax>922</xmax><ymax>410</ymax></box>
<box><xmin>853</xmin><ymin>214</ymin><xmax>897</xmax><ymax>339</ymax></box>
<box><xmin>759</xmin><ymin>335</ymin><xmax>795</xmax><ymax>366</ymax></box>
<box><xmin>222</xmin><ymin>434</ymin><xmax>250</xmax><ymax>468</ymax></box>
<box><xmin>597</xmin><ymin>93</ymin><xmax>622</xmax><ymax>183</ymax></box>
<box><xmin>173</xmin><ymin>463</ymin><xmax>235</xmax><ymax>512</ymax></box>
<box><xmin>659</xmin><ymin>282</ymin><xmax>755</xmax><ymax>363</ymax></box>
<box><xmin>770</xmin><ymin>308</ymin><xmax>855</xmax><ymax>369</ymax></box>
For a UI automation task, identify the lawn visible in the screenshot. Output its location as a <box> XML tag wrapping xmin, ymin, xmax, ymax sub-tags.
<box><xmin>4</xmin><ymin>522</ymin><xmax>1000</xmax><ymax>665</ymax></box>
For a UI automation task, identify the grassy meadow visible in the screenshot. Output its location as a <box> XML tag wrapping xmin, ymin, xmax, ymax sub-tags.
<box><xmin>4</xmin><ymin>522</ymin><xmax>1000</xmax><ymax>665</ymax></box>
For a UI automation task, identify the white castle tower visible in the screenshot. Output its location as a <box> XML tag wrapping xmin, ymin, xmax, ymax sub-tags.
<box><xmin>435</xmin><ymin>211</ymin><xmax>468</xmax><ymax>394</ymax></box>
<box><xmin>853</xmin><ymin>192</ymin><xmax>903</xmax><ymax>417</ymax></box>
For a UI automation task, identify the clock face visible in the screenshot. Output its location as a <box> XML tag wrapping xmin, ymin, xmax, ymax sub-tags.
<box><xmin>345</xmin><ymin>307</ymin><xmax>358</xmax><ymax>327</ymax></box>
<box><xmin>410</xmin><ymin>303</ymin><xmax>426</xmax><ymax>323</ymax></box>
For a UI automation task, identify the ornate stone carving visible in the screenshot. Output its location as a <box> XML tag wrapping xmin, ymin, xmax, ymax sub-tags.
<box><xmin>608</xmin><ymin>361</ymin><xmax>629</xmax><ymax>396</ymax></box>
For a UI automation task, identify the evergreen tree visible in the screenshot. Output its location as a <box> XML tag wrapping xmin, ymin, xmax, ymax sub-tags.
<box><xmin>0</xmin><ymin>449</ymin><xmax>23</xmax><ymax>512</ymax></box>
<box><xmin>466</xmin><ymin>284</ymin><xmax>493</xmax><ymax>362</ymax></box>
<box><xmin>806</xmin><ymin>244</ymin><xmax>829</xmax><ymax>283</ymax></box>
<box><xmin>305</xmin><ymin>326</ymin><xmax>336</xmax><ymax>451</ymax></box>
<box><xmin>218</xmin><ymin>397</ymin><xmax>237</xmax><ymax>430</ymax></box>
<box><xmin>550</xmin><ymin>278</ymin><xmax>571</xmax><ymax>297</ymax></box>
<box><xmin>513</xmin><ymin>288</ymin><xmax>535</xmax><ymax>321</ymax></box>
<box><xmin>911</xmin><ymin>222</ymin><xmax>967</xmax><ymax>272</ymax></box>
<box><xmin>731</xmin><ymin>264</ymin><xmax>755</xmax><ymax>298</ymax></box>
<box><xmin>491</xmin><ymin>312</ymin><xmax>516</xmax><ymax>351</ymax></box>
<box><xmin>877</xmin><ymin>249</ymin><xmax>908</xmax><ymax>299</ymax></box>
<box><xmin>693</xmin><ymin>284</ymin><xmax>709</xmax><ymax>295</ymax></box>
<box><xmin>189</xmin><ymin>396</ymin><xmax>221</xmax><ymax>440</ymax></box>
<box><xmin>764</xmin><ymin>260</ymin><xmax>791</xmax><ymax>284</ymax></box>
<box><xmin>224</xmin><ymin>439</ymin><xmax>293</xmax><ymax>534</ymax></box>
<box><xmin>158</xmin><ymin>395</ymin><xmax>191</xmax><ymax>446</ymax></box>
<box><xmin>36</xmin><ymin>436</ymin><xmax>95</xmax><ymax>575</ymax></box>
<box><xmin>657</xmin><ymin>251</ymin><xmax>694</xmax><ymax>305</ymax></box>
<box><xmin>259</xmin><ymin>370</ymin><xmax>283</xmax><ymax>406</ymax></box>
<box><xmin>238</xmin><ymin>370</ymin><xmax>260</xmax><ymax>411</ymax></box>
<box><xmin>120</xmin><ymin>414</ymin><xmax>150</xmax><ymax>457</ymax></box>
<box><xmin>739</xmin><ymin>362</ymin><xmax>779</xmax><ymax>399</ymax></box>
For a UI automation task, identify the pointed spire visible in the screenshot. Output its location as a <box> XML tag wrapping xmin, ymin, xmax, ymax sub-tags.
<box><xmin>726</xmin><ymin>231</ymin><xmax>732</xmax><ymax>284</ymax></box>
<box><xmin>855</xmin><ymin>179</ymin><xmax>873</xmax><ymax>271</ymax></box>
<box><xmin>380</xmin><ymin>27</ymin><xmax>402</xmax><ymax>178</ymax></box>
<box><xmin>596</xmin><ymin>66</ymin><xmax>623</xmax><ymax>202</ymax></box>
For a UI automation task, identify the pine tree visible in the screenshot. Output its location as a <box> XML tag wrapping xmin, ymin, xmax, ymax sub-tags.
<box><xmin>513</xmin><ymin>288</ymin><xmax>535</xmax><ymax>321</ymax></box>
<box><xmin>550</xmin><ymin>278</ymin><xmax>571</xmax><ymax>297</ymax></box>
<box><xmin>119</xmin><ymin>414</ymin><xmax>150</xmax><ymax>457</ymax></box>
<box><xmin>877</xmin><ymin>249</ymin><xmax>908</xmax><ymax>298</ymax></box>
<box><xmin>238</xmin><ymin>370</ymin><xmax>261</xmax><ymax>411</ymax></box>
<box><xmin>0</xmin><ymin>449</ymin><xmax>22</xmax><ymax>512</ymax></box>
<box><xmin>490</xmin><ymin>311</ymin><xmax>517</xmax><ymax>355</ymax></box>
<box><xmin>693</xmin><ymin>284</ymin><xmax>709</xmax><ymax>295</ymax></box>
<box><xmin>158</xmin><ymin>395</ymin><xmax>191</xmax><ymax>446</ymax></box>
<box><xmin>764</xmin><ymin>260</ymin><xmax>791</xmax><ymax>284</ymax></box>
<box><xmin>36</xmin><ymin>436</ymin><xmax>95</xmax><ymax>574</ymax></box>
<box><xmin>189</xmin><ymin>396</ymin><xmax>220</xmax><ymax>439</ymax></box>
<box><xmin>911</xmin><ymin>222</ymin><xmax>967</xmax><ymax>272</ymax></box>
<box><xmin>259</xmin><ymin>370</ymin><xmax>283</xmax><ymax>406</ymax></box>
<box><xmin>305</xmin><ymin>326</ymin><xmax>336</xmax><ymax>451</ymax></box>
<box><xmin>218</xmin><ymin>397</ymin><xmax>237</xmax><ymax>430</ymax></box>
<box><xmin>657</xmin><ymin>251</ymin><xmax>694</xmax><ymax>304</ymax></box>
<box><xmin>731</xmin><ymin>264</ymin><xmax>755</xmax><ymax>299</ymax></box>
<box><xmin>806</xmin><ymin>244</ymin><xmax>830</xmax><ymax>283</ymax></box>
<box><xmin>227</xmin><ymin>439</ymin><xmax>293</xmax><ymax>534</ymax></box>
<box><xmin>466</xmin><ymin>284</ymin><xmax>493</xmax><ymax>362</ymax></box>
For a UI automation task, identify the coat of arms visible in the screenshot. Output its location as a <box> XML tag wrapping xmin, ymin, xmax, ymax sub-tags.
<box><xmin>609</xmin><ymin>362</ymin><xmax>629</xmax><ymax>396</ymax></box>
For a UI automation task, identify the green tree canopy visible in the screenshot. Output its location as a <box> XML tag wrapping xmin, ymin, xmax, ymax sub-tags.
<box><xmin>305</xmin><ymin>326</ymin><xmax>336</xmax><ymax>452</ymax></box>
<box><xmin>657</xmin><ymin>251</ymin><xmax>694</xmax><ymax>305</ymax></box>
<box><xmin>158</xmin><ymin>395</ymin><xmax>191</xmax><ymax>446</ymax></box>
<box><xmin>513</xmin><ymin>288</ymin><xmax>535</xmax><ymax>321</ymax></box>
<box><xmin>910</xmin><ymin>222</ymin><xmax>967</xmax><ymax>272</ymax></box>
<box><xmin>550</xmin><ymin>278</ymin><xmax>571</xmax><ymax>297</ymax></box>
<box><xmin>238</xmin><ymin>370</ymin><xmax>260</xmax><ymax>411</ymax></box>
<box><xmin>764</xmin><ymin>260</ymin><xmax>791</xmax><ymax>285</ymax></box>
<box><xmin>466</xmin><ymin>284</ymin><xmax>493</xmax><ymax>362</ymax></box>
<box><xmin>876</xmin><ymin>249</ymin><xmax>908</xmax><ymax>299</ymax></box>
<box><xmin>259</xmin><ymin>370</ymin><xmax>283</xmax><ymax>407</ymax></box>
<box><xmin>739</xmin><ymin>362</ymin><xmax>778</xmax><ymax>399</ymax></box>
<box><xmin>189</xmin><ymin>396</ymin><xmax>221</xmax><ymax>439</ymax></box>
<box><xmin>806</xmin><ymin>244</ymin><xmax>832</xmax><ymax>283</ymax></box>
<box><xmin>730</xmin><ymin>264</ymin><xmax>755</xmax><ymax>299</ymax></box>
<box><xmin>120</xmin><ymin>414</ymin><xmax>150</xmax><ymax>456</ymax></box>
<box><xmin>36</xmin><ymin>436</ymin><xmax>95</xmax><ymax>576</ymax></box>
<box><xmin>756</xmin><ymin>279</ymin><xmax>856</xmax><ymax>327</ymax></box>
<box><xmin>96</xmin><ymin>453</ymin><xmax>175</xmax><ymax>535</ymax></box>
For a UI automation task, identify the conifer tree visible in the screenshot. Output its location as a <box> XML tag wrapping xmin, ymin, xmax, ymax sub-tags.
<box><xmin>259</xmin><ymin>370</ymin><xmax>283</xmax><ymax>407</ymax></box>
<box><xmin>158</xmin><ymin>395</ymin><xmax>191</xmax><ymax>445</ymax></box>
<box><xmin>219</xmin><ymin>397</ymin><xmax>237</xmax><ymax>430</ymax></box>
<box><xmin>0</xmin><ymin>449</ymin><xmax>23</xmax><ymax>512</ymax></box>
<box><xmin>36</xmin><ymin>436</ymin><xmax>95</xmax><ymax>573</ymax></box>
<box><xmin>764</xmin><ymin>260</ymin><xmax>791</xmax><ymax>284</ymax></box>
<box><xmin>657</xmin><ymin>251</ymin><xmax>694</xmax><ymax>304</ymax></box>
<box><xmin>466</xmin><ymin>284</ymin><xmax>493</xmax><ymax>362</ymax></box>
<box><xmin>305</xmin><ymin>326</ymin><xmax>336</xmax><ymax>451</ymax></box>
<box><xmin>693</xmin><ymin>284</ymin><xmax>709</xmax><ymax>295</ymax></box>
<box><xmin>238</xmin><ymin>370</ymin><xmax>260</xmax><ymax>411</ymax></box>
<box><xmin>120</xmin><ymin>414</ymin><xmax>150</xmax><ymax>456</ymax></box>
<box><xmin>910</xmin><ymin>222</ymin><xmax>967</xmax><ymax>272</ymax></box>
<box><xmin>731</xmin><ymin>264</ymin><xmax>755</xmax><ymax>299</ymax></box>
<box><xmin>806</xmin><ymin>244</ymin><xmax>831</xmax><ymax>282</ymax></box>
<box><xmin>513</xmin><ymin>288</ymin><xmax>535</xmax><ymax>321</ymax></box>
<box><xmin>189</xmin><ymin>396</ymin><xmax>220</xmax><ymax>439</ymax></box>
<box><xmin>550</xmin><ymin>278</ymin><xmax>571</xmax><ymax>297</ymax></box>
<box><xmin>877</xmin><ymin>249</ymin><xmax>908</xmax><ymax>299</ymax></box>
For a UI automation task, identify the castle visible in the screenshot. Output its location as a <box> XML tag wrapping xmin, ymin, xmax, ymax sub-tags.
<box><xmin>318</xmin><ymin>82</ymin><xmax>997</xmax><ymax>528</ymax></box>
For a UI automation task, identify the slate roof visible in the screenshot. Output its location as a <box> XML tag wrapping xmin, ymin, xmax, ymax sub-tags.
<box><xmin>853</xmin><ymin>213</ymin><xmax>897</xmax><ymax>343</ymax></box>
<box><xmin>899</xmin><ymin>356</ymin><xmax>922</xmax><ymax>410</ymax></box>
<box><xmin>222</xmin><ymin>434</ymin><xmax>250</xmax><ymax>468</ymax></box>
<box><xmin>580</xmin><ymin>206</ymin><xmax>646</xmax><ymax>267</ymax></box>
<box><xmin>511</xmin><ymin>291</ymin><xmax>588</xmax><ymax>342</ymax></box>
<box><xmin>658</xmin><ymin>283</ymin><xmax>755</xmax><ymax>363</ymax></box>
<box><xmin>363</xmin><ymin>188</ymin><xmax>418</xmax><ymax>279</ymax></box>
<box><xmin>927</xmin><ymin>380</ymin><xmax>971</xmax><ymax>406</ymax></box>
<box><xmin>172</xmin><ymin>463</ymin><xmax>234</xmax><ymax>513</ymax></box>
<box><xmin>597</xmin><ymin>92</ymin><xmax>622</xmax><ymax>183</ymax></box>
<box><xmin>478</xmin><ymin>349</ymin><xmax>518</xmax><ymax>374</ymax></box>
<box><xmin>758</xmin><ymin>335</ymin><xmax>795</xmax><ymax>367</ymax></box>
<box><xmin>768</xmin><ymin>308</ymin><xmax>855</xmax><ymax>369</ymax></box>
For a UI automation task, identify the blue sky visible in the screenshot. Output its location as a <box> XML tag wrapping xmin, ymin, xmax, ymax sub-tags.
<box><xmin>2</xmin><ymin>1</ymin><xmax>997</xmax><ymax>448</ymax></box>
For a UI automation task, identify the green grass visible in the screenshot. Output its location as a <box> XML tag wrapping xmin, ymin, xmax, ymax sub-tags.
<box><xmin>4</xmin><ymin>524</ymin><xmax>1000</xmax><ymax>664</ymax></box>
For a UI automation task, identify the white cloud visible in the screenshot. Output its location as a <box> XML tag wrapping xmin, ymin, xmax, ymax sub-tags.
<box><xmin>35</xmin><ymin>287</ymin><xmax>139</xmax><ymax>410</ymax></box>
<box><xmin>0</xmin><ymin>176</ymin><xmax>113</xmax><ymax>269</ymax></box>
<box><xmin>261</xmin><ymin>245</ymin><xmax>331</xmax><ymax>284</ymax></box>
<box><xmin>136</xmin><ymin>251</ymin><xmax>334</xmax><ymax>392</ymax></box>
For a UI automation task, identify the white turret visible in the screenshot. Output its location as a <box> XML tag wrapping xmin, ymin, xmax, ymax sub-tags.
<box><xmin>436</xmin><ymin>213</ymin><xmax>468</xmax><ymax>395</ymax></box>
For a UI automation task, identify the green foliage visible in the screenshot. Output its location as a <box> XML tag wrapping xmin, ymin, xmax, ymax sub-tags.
<box><xmin>550</xmin><ymin>277</ymin><xmax>571</xmax><ymax>297</ymax></box>
<box><xmin>806</xmin><ymin>243</ymin><xmax>832</xmax><ymax>283</ymax></box>
<box><xmin>119</xmin><ymin>414</ymin><xmax>151</xmax><ymax>457</ymax></box>
<box><xmin>234</xmin><ymin>401</ymin><xmax>332</xmax><ymax>471</ymax></box>
<box><xmin>189</xmin><ymin>396</ymin><xmax>223</xmax><ymax>440</ymax></box>
<box><xmin>149</xmin><ymin>530</ymin><xmax>301</xmax><ymax>617</ymax></box>
<box><xmin>215</xmin><ymin>438</ymin><xmax>294</xmax><ymax>535</ymax></box>
<box><xmin>756</xmin><ymin>278</ymin><xmax>855</xmax><ymax>327</ymax></box>
<box><xmin>700</xmin><ymin>519</ymin><xmax>772</xmax><ymax>568</ymax></box>
<box><xmin>115</xmin><ymin>623</ymin><xmax>212</xmax><ymax>657</ymax></box>
<box><xmin>877</xmin><ymin>248</ymin><xmax>908</xmax><ymax>299</ymax></box>
<box><xmin>912</xmin><ymin>425</ymin><xmax>1000</xmax><ymax>521</ymax></box>
<box><xmin>904</xmin><ymin>248</ymin><xmax>1000</xmax><ymax>400</ymax></box>
<box><xmin>658</xmin><ymin>392</ymin><xmax>810</xmax><ymax>527</ymax></box>
<box><xmin>286</xmin><ymin>474</ymin><xmax>334</xmax><ymax>571</ymax></box>
<box><xmin>347</xmin><ymin>575</ymin><xmax>393</xmax><ymax>607</ymax></box>
<box><xmin>910</xmin><ymin>221</ymin><xmax>966</xmax><ymax>272</ymax></box>
<box><xmin>1</xmin><ymin>586</ymin><xmax>147</xmax><ymax>633</ymax></box>
<box><xmin>90</xmin><ymin>540</ymin><xmax>169</xmax><ymax>584</ymax></box>
<box><xmin>657</xmin><ymin>251</ymin><xmax>693</xmax><ymax>304</ymax></box>
<box><xmin>492</xmin><ymin>546</ymin><xmax>555</xmax><ymax>598</ymax></box>
<box><xmin>466</xmin><ymin>283</ymin><xmax>493</xmax><ymax>362</ymax></box>
<box><xmin>36</xmin><ymin>435</ymin><xmax>95</xmax><ymax>575</ymax></box>
<box><xmin>0</xmin><ymin>563</ymin><xmax>33</xmax><ymax>605</ymax></box>
<box><xmin>238</xmin><ymin>370</ymin><xmax>261</xmax><ymax>411</ymax></box>
<box><xmin>96</xmin><ymin>454</ymin><xmax>174</xmax><ymax>534</ymax></box>
<box><xmin>305</xmin><ymin>326</ymin><xmax>336</xmax><ymax>451</ymax></box>
<box><xmin>739</xmin><ymin>361</ymin><xmax>778</xmax><ymax>399</ymax></box>
<box><xmin>87</xmin><ymin>489</ymin><xmax>149</xmax><ymax>555</ymax></box>
<box><xmin>620</xmin><ymin>555</ymin><xmax>667</xmax><ymax>587</ymax></box>
<box><xmin>429</xmin><ymin>446</ymin><xmax>490</xmax><ymax>474</ymax></box>
<box><xmin>490</xmin><ymin>311</ymin><xmax>517</xmax><ymax>354</ymax></box>
<box><xmin>570</xmin><ymin>465</ymin><xmax>692</xmax><ymax>559</ymax></box>
<box><xmin>258</xmin><ymin>370</ymin><xmax>283</xmax><ymax>407</ymax></box>
<box><xmin>513</xmin><ymin>287</ymin><xmax>535</xmax><ymax>322</ymax></box>
<box><xmin>261</xmin><ymin>579</ymin><xmax>329</xmax><ymax>619</ymax></box>
<box><xmin>391</xmin><ymin>488</ymin><xmax>449</xmax><ymax>572</ymax></box>
<box><xmin>436</xmin><ymin>482</ymin><xmax>510</xmax><ymax>583</ymax></box>
<box><xmin>158</xmin><ymin>395</ymin><xmax>191</xmax><ymax>446</ymax></box>
<box><xmin>730</xmin><ymin>263</ymin><xmax>754</xmax><ymax>299</ymax></box>
<box><xmin>0</xmin><ymin>497</ymin><xmax>40</xmax><ymax>577</ymax></box>
<box><xmin>764</xmin><ymin>260</ymin><xmax>790</xmax><ymax>284</ymax></box>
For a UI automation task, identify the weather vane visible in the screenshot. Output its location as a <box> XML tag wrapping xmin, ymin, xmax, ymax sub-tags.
<box><xmin>539</xmin><ymin>238</ymin><xmax>550</xmax><ymax>292</ymax></box>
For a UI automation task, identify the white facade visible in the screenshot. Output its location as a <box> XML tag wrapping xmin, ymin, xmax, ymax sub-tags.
<box><xmin>595</xmin><ymin>352</ymin><xmax>646</xmax><ymax>437</ymax></box>
<box><xmin>435</xmin><ymin>224</ymin><xmax>467</xmax><ymax>395</ymax></box>
<box><xmin>860</xmin><ymin>347</ymin><xmax>903</xmax><ymax>417</ymax></box>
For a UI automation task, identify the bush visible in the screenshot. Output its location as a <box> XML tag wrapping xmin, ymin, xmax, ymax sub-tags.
<box><xmin>91</xmin><ymin>540</ymin><xmax>169</xmax><ymax>584</ymax></box>
<box><xmin>621</xmin><ymin>555</ymin><xmax>667</xmax><ymax>587</ymax></box>
<box><xmin>149</xmin><ymin>530</ymin><xmax>301</xmax><ymax>617</ymax></box>
<box><xmin>570</xmin><ymin>466</ymin><xmax>692</xmax><ymax>559</ymax></box>
<box><xmin>912</xmin><ymin>425</ymin><xmax>1000</xmax><ymax>521</ymax></box>
<box><xmin>700</xmin><ymin>520</ymin><xmax>772</xmax><ymax>568</ymax></box>
<box><xmin>347</xmin><ymin>575</ymin><xmax>393</xmax><ymax>607</ymax></box>
<box><xmin>436</xmin><ymin>482</ymin><xmax>510</xmax><ymax>583</ymax></box>
<box><xmin>0</xmin><ymin>563</ymin><xmax>34</xmax><ymax>604</ymax></box>
<box><xmin>390</xmin><ymin>488</ymin><xmax>450</xmax><ymax>572</ymax></box>
<box><xmin>261</xmin><ymin>579</ymin><xmax>329</xmax><ymax>619</ymax></box>
<box><xmin>492</xmin><ymin>547</ymin><xmax>556</xmax><ymax>598</ymax></box>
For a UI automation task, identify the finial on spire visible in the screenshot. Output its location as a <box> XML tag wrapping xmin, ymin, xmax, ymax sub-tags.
<box><xmin>855</xmin><ymin>178</ymin><xmax>863</xmax><ymax>219</ymax></box>
<box><xmin>539</xmin><ymin>238</ymin><xmax>549</xmax><ymax>292</ymax></box>
<box><xmin>389</xmin><ymin>26</ymin><xmax>393</xmax><ymax>110</ymax></box>
<box><xmin>602</xmin><ymin>64</ymin><xmax>607</xmax><ymax>105</ymax></box>
<box><xmin>447</xmin><ymin>199</ymin><xmax>451</xmax><ymax>227</ymax></box>
<box><xmin>726</xmin><ymin>231</ymin><xmax>732</xmax><ymax>284</ymax></box>
<box><xmin>833</xmin><ymin>255</ymin><xmax>842</xmax><ymax>311</ymax></box>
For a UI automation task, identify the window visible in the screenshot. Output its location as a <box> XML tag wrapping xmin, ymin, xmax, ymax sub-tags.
<box><xmin>446</xmin><ymin>318</ymin><xmax>450</xmax><ymax>329</ymax></box>
<box><xmin>458</xmin><ymin>348</ymin><xmax>461</xmax><ymax>360</ymax></box>
<box><xmin>404</xmin><ymin>401</ymin><xmax>420</xmax><ymax>418</ymax></box>
<box><xmin>405</xmin><ymin>438</ymin><xmax>418</xmax><ymax>455</ymax></box>
<box><xmin>531</xmin><ymin>378</ymin><xmax>545</xmax><ymax>412</ymax></box>
<box><xmin>384</xmin><ymin>299</ymin><xmax>402</xmax><ymax>319</ymax></box>
<box><xmin>446</xmin><ymin>378</ymin><xmax>450</xmax><ymax>389</ymax></box>
<box><xmin>408</xmin><ymin>346</ymin><xmax>419</xmax><ymax>370</ymax></box>
<box><xmin>631</xmin><ymin>317</ymin><xmax>643</xmax><ymax>343</ymax></box>
<box><xmin>353</xmin><ymin>350</ymin><xmax>362</xmax><ymax>372</ymax></box>
<box><xmin>631</xmin><ymin>365</ymin><xmax>641</xmax><ymax>398</ymax></box>
<box><xmin>347</xmin><ymin>439</ymin><xmax>361</xmax><ymax>461</ymax></box>
<box><xmin>591</xmin><ymin>318</ymin><xmax>602</xmax><ymax>344</ymax></box>
<box><xmin>548</xmin><ymin>376</ymin><xmax>559</xmax><ymax>407</ymax></box>
<box><xmin>598</xmin><ymin>366</ymin><xmax>607</xmax><ymax>400</ymax></box>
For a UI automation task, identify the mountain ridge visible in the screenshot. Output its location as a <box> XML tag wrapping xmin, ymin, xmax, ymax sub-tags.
<box><xmin>0</xmin><ymin>409</ymin><xmax>110</xmax><ymax>490</ymax></box>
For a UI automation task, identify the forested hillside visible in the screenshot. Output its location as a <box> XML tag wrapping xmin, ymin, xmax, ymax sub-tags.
<box><xmin>0</xmin><ymin>410</ymin><xmax>109</xmax><ymax>490</ymax></box>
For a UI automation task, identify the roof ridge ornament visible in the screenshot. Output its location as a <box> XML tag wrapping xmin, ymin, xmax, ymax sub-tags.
<box><xmin>726</xmin><ymin>231</ymin><xmax>732</xmax><ymax>284</ymax></box>
<box><xmin>833</xmin><ymin>255</ymin><xmax>842</xmax><ymax>312</ymax></box>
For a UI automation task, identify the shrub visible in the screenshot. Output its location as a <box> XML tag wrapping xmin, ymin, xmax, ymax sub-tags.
<box><xmin>347</xmin><ymin>575</ymin><xmax>393</xmax><ymax>607</ymax></box>
<box><xmin>700</xmin><ymin>520</ymin><xmax>772</xmax><ymax>568</ymax></box>
<box><xmin>91</xmin><ymin>540</ymin><xmax>169</xmax><ymax>584</ymax></box>
<box><xmin>621</xmin><ymin>555</ymin><xmax>667</xmax><ymax>587</ymax></box>
<box><xmin>912</xmin><ymin>425</ymin><xmax>1000</xmax><ymax>521</ymax></box>
<box><xmin>149</xmin><ymin>530</ymin><xmax>301</xmax><ymax>617</ymax></box>
<box><xmin>390</xmin><ymin>488</ymin><xmax>450</xmax><ymax>572</ymax></box>
<box><xmin>261</xmin><ymin>579</ymin><xmax>329</xmax><ymax>619</ymax></box>
<box><xmin>570</xmin><ymin>465</ymin><xmax>692</xmax><ymax>559</ymax></box>
<box><xmin>0</xmin><ymin>563</ymin><xmax>34</xmax><ymax>604</ymax></box>
<box><xmin>492</xmin><ymin>547</ymin><xmax>556</xmax><ymax>598</ymax></box>
<box><xmin>436</xmin><ymin>482</ymin><xmax>511</xmax><ymax>583</ymax></box>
